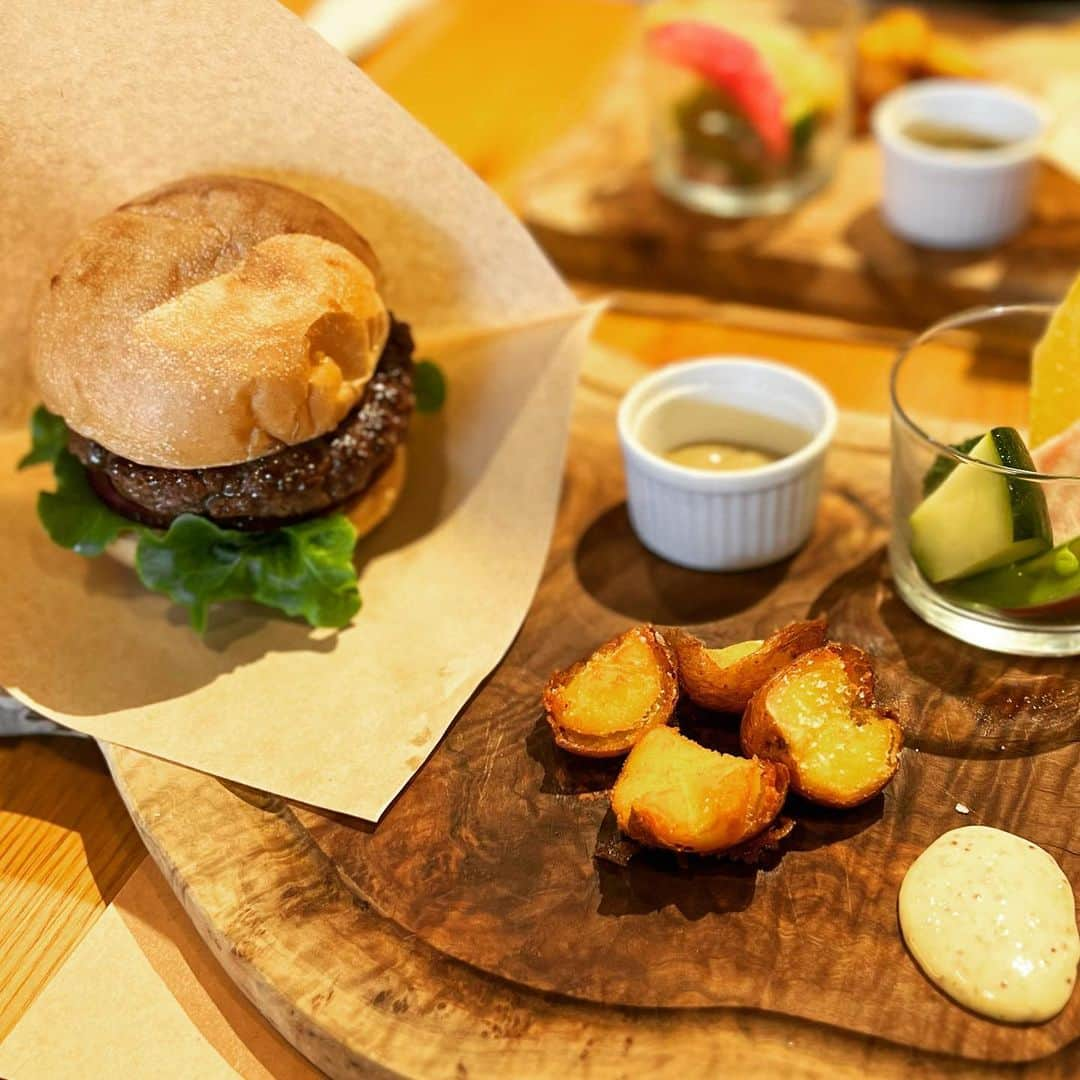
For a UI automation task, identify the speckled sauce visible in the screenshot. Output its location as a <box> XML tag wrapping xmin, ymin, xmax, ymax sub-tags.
<box><xmin>899</xmin><ymin>825</ymin><xmax>1079</xmax><ymax>1023</ymax></box>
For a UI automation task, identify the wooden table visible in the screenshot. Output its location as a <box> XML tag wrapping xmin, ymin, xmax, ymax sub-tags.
<box><xmin>0</xmin><ymin>0</ymin><xmax>1033</xmax><ymax>1051</ymax></box>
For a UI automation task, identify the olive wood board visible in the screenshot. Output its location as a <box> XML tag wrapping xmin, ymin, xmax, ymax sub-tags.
<box><xmin>101</xmin><ymin>348</ymin><xmax>1080</xmax><ymax>1077</ymax></box>
<box><xmin>517</xmin><ymin>27</ymin><xmax>1080</xmax><ymax>331</ymax></box>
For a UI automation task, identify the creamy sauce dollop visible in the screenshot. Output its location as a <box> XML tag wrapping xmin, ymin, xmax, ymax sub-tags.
<box><xmin>899</xmin><ymin>826</ymin><xmax>1079</xmax><ymax>1023</ymax></box>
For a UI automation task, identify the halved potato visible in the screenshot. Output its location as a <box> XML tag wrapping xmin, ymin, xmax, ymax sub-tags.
<box><xmin>741</xmin><ymin>643</ymin><xmax>903</xmax><ymax>808</ymax></box>
<box><xmin>543</xmin><ymin>625</ymin><xmax>678</xmax><ymax>757</ymax></box>
<box><xmin>611</xmin><ymin>726</ymin><xmax>789</xmax><ymax>855</ymax></box>
<box><xmin>669</xmin><ymin>618</ymin><xmax>828</xmax><ymax>712</ymax></box>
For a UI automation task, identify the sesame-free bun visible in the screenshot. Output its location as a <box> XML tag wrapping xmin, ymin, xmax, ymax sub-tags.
<box><xmin>105</xmin><ymin>448</ymin><xmax>407</xmax><ymax>571</ymax></box>
<box><xmin>32</xmin><ymin>175</ymin><xmax>390</xmax><ymax>469</ymax></box>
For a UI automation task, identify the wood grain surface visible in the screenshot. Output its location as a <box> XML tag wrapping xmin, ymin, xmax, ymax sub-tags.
<box><xmin>5</xmin><ymin>1</ymin><xmax>1078</xmax><ymax>1069</ymax></box>
<box><xmin>296</xmin><ymin>391</ymin><xmax>1079</xmax><ymax>1063</ymax></box>
<box><xmin>104</xmin><ymin>739</ymin><xmax>1075</xmax><ymax>1080</ymax></box>
<box><xmin>519</xmin><ymin>42</ymin><xmax>1080</xmax><ymax>330</ymax></box>
<box><xmin>107</xmin><ymin>343</ymin><xmax>1080</xmax><ymax>1075</ymax></box>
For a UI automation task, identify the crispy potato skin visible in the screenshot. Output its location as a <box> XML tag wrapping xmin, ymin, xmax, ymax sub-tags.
<box><xmin>740</xmin><ymin>643</ymin><xmax>903</xmax><ymax>808</ymax></box>
<box><xmin>612</xmin><ymin>726</ymin><xmax>789</xmax><ymax>855</ymax></box>
<box><xmin>542</xmin><ymin>625</ymin><xmax>679</xmax><ymax>758</ymax></box>
<box><xmin>669</xmin><ymin>618</ymin><xmax>827</xmax><ymax>712</ymax></box>
<box><xmin>726</xmin><ymin>815</ymin><xmax>796</xmax><ymax>865</ymax></box>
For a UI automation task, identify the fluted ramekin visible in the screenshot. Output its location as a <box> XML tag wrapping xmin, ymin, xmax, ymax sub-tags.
<box><xmin>873</xmin><ymin>80</ymin><xmax>1046</xmax><ymax>251</ymax></box>
<box><xmin>617</xmin><ymin>358</ymin><xmax>837</xmax><ymax>572</ymax></box>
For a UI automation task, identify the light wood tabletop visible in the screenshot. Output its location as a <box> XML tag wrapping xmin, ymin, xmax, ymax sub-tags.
<box><xmin>0</xmin><ymin>0</ymin><xmax>1034</xmax><ymax>1048</ymax></box>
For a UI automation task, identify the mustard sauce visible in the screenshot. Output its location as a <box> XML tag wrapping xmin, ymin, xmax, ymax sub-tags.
<box><xmin>899</xmin><ymin>826</ymin><xmax>1079</xmax><ymax>1023</ymax></box>
<box><xmin>903</xmin><ymin>120</ymin><xmax>1013</xmax><ymax>152</ymax></box>
<box><xmin>663</xmin><ymin>441</ymin><xmax>778</xmax><ymax>472</ymax></box>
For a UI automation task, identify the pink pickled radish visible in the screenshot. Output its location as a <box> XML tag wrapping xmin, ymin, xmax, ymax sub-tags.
<box><xmin>1033</xmin><ymin>419</ymin><xmax>1080</xmax><ymax>542</ymax></box>
<box><xmin>648</xmin><ymin>20</ymin><xmax>790</xmax><ymax>161</ymax></box>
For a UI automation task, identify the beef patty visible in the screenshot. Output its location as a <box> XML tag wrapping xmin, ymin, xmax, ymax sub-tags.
<box><xmin>69</xmin><ymin>318</ymin><xmax>415</xmax><ymax>531</ymax></box>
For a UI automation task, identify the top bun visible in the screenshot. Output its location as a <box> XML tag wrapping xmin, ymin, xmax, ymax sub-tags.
<box><xmin>31</xmin><ymin>175</ymin><xmax>390</xmax><ymax>468</ymax></box>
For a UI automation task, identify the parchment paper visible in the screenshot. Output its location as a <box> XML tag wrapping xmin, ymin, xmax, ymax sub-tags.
<box><xmin>982</xmin><ymin>22</ymin><xmax>1080</xmax><ymax>183</ymax></box>
<box><xmin>0</xmin><ymin>0</ymin><xmax>596</xmax><ymax>818</ymax></box>
<box><xmin>0</xmin><ymin>857</ymin><xmax>322</xmax><ymax>1079</ymax></box>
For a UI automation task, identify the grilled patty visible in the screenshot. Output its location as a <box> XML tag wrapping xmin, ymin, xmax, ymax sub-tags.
<box><xmin>69</xmin><ymin>318</ymin><xmax>414</xmax><ymax>531</ymax></box>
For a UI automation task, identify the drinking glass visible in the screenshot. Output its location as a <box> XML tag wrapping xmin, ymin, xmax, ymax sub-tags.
<box><xmin>645</xmin><ymin>0</ymin><xmax>858</xmax><ymax>217</ymax></box>
<box><xmin>890</xmin><ymin>304</ymin><xmax>1080</xmax><ymax>657</ymax></box>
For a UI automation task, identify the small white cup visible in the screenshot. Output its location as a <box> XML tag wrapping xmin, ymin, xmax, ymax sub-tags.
<box><xmin>617</xmin><ymin>358</ymin><xmax>837</xmax><ymax>572</ymax></box>
<box><xmin>873</xmin><ymin>79</ymin><xmax>1046</xmax><ymax>251</ymax></box>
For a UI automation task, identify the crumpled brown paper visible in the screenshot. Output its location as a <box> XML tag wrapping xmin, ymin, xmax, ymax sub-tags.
<box><xmin>0</xmin><ymin>0</ymin><xmax>597</xmax><ymax>818</ymax></box>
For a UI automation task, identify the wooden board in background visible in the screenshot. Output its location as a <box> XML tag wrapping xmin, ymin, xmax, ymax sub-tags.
<box><xmin>106</xmin><ymin>347</ymin><xmax>1080</xmax><ymax>1077</ymax></box>
<box><xmin>518</xmin><ymin>22</ymin><xmax>1080</xmax><ymax>330</ymax></box>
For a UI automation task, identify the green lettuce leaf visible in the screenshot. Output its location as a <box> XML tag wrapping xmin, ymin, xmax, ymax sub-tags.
<box><xmin>137</xmin><ymin>513</ymin><xmax>361</xmax><ymax>633</ymax></box>
<box><xmin>248</xmin><ymin>515</ymin><xmax>362</xmax><ymax>629</ymax></box>
<box><xmin>38</xmin><ymin>449</ymin><xmax>132</xmax><ymax>556</ymax></box>
<box><xmin>18</xmin><ymin>404</ymin><xmax>70</xmax><ymax>468</ymax></box>
<box><xmin>20</xmin><ymin>407</ymin><xmax>362</xmax><ymax>632</ymax></box>
<box><xmin>414</xmin><ymin>358</ymin><xmax>447</xmax><ymax>413</ymax></box>
<box><xmin>135</xmin><ymin>516</ymin><xmax>257</xmax><ymax>633</ymax></box>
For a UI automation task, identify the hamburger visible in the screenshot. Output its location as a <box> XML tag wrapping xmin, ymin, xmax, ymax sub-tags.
<box><xmin>19</xmin><ymin>175</ymin><xmax>420</xmax><ymax>631</ymax></box>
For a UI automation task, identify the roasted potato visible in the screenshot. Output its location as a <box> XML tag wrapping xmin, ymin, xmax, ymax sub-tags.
<box><xmin>611</xmin><ymin>726</ymin><xmax>789</xmax><ymax>855</ymax></box>
<box><xmin>741</xmin><ymin>644</ymin><xmax>903</xmax><ymax>808</ymax></box>
<box><xmin>668</xmin><ymin>619</ymin><xmax>827</xmax><ymax>713</ymax></box>
<box><xmin>543</xmin><ymin>625</ymin><xmax>678</xmax><ymax>758</ymax></box>
<box><xmin>855</xmin><ymin>7</ymin><xmax>982</xmax><ymax>128</ymax></box>
<box><xmin>860</xmin><ymin>8</ymin><xmax>932</xmax><ymax>68</ymax></box>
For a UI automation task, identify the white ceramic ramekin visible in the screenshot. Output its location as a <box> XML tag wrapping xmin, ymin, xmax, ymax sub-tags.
<box><xmin>617</xmin><ymin>358</ymin><xmax>837</xmax><ymax>572</ymax></box>
<box><xmin>873</xmin><ymin>79</ymin><xmax>1046</xmax><ymax>251</ymax></box>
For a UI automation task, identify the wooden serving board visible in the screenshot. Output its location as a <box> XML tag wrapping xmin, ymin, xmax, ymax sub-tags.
<box><xmin>105</xmin><ymin>349</ymin><xmax>1080</xmax><ymax>1077</ymax></box>
<box><xmin>518</xmin><ymin>27</ymin><xmax>1080</xmax><ymax>330</ymax></box>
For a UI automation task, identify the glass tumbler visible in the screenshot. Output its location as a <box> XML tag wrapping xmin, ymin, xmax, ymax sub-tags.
<box><xmin>645</xmin><ymin>0</ymin><xmax>857</xmax><ymax>217</ymax></box>
<box><xmin>890</xmin><ymin>305</ymin><xmax>1080</xmax><ymax>658</ymax></box>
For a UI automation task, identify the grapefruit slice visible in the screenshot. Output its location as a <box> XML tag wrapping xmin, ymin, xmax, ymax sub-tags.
<box><xmin>648</xmin><ymin>20</ymin><xmax>790</xmax><ymax>161</ymax></box>
<box><xmin>1031</xmin><ymin>273</ymin><xmax>1080</xmax><ymax>447</ymax></box>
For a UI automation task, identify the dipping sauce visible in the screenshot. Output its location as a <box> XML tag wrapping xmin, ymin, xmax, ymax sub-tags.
<box><xmin>663</xmin><ymin>441</ymin><xmax>778</xmax><ymax>472</ymax></box>
<box><xmin>899</xmin><ymin>826</ymin><xmax>1079</xmax><ymax>1023</ymax></box>
<box><xmin>902</xmin><ymin>119</ymin><xmax>1013</xmax><ymax>153</ymax></box>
